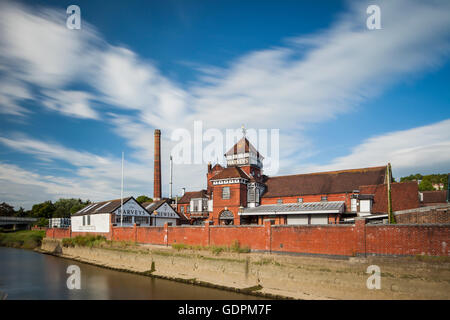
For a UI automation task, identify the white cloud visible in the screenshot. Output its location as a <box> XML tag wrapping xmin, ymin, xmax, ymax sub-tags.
<box><xmin>1</xmin><ymin>0</ymin><xmax>450</xmax><ymax>209</ymax></box>
<box><xmin>41</xmin><ymin>90</ymin><xmax>99</xmax><ymax>120</ymax></box>
<box><xmin>300</xmin><ymin>119</ymin><xmax>450</xmax><ymax>178</ymax></box>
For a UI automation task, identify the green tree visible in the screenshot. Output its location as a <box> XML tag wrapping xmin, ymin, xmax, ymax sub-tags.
<box><xmin>31</xmin><ymin>201</ymin><xmax>55</xmax><ymax>219</ymax></box>
<box><xmin>136</xmin><ymin>195</ymin><xmax>153</xmax><ymax>204</ymax></box>
<box><xmin>0</xmin><ymin>202</ymin><xmax>15</xmax><ymax>216</ymax></box>
<box><xmin>54</xmin><ymin>198</ymin><xmax>90</xmax><ymax>217</ymax></box>
<box><xmin>418</xmin><ymin>179</ymin><xmax>434</xmax><ymax>191</ymax></box>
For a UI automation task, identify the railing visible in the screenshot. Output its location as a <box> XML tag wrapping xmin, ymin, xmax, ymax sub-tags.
<box><xmin>0</xmin><ymin>216</ymin><xmax>38</xmax><ymax>222</ymax></box>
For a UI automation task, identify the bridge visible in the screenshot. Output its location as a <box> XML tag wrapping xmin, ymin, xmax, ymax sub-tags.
<box><xmin>0</xmin><ymin>216</ymin><xmax>38</xmax><ymax>230</ymax></box>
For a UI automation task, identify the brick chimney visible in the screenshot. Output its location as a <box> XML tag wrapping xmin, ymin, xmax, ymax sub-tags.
<box><xmin>154</xmin><ymin>129</ymin><xmax>162</xmax><ymax>200</ymax></box>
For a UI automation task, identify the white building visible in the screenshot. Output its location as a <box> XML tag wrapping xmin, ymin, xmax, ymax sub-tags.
<box><xmin>49</xmin><ymin>218</ymin><xmax>71</xmax><ymax>228</ymax></box>
<box><xmin>142</xmin><ymin>199</ymin><xmax>185</xmax><ymax>226</ymax></box>
<box><xmin>71</xmin><ymin>197</ymin><xmax>150</xmax><ymax>232</ymax></box>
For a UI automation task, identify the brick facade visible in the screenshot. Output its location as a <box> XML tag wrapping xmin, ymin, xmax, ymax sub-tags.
<box><xmin>395</xmin><ymin>205</ymin><xmax>450</xmax><ymax>224</ymax></box>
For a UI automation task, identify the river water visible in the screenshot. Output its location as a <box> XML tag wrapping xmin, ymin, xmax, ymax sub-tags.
<box><xmin>0</xmin><ymin>247</ymin><xmax>265</xmax><ymax>300</ymax></box>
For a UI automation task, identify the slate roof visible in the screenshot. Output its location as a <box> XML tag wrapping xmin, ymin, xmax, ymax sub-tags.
<box><xmin>210</xmin><ymin>166</ymin><xmax>250</xmax><ymax>180</ymax></box>
<box><xmin>178</xmin><ymin>190</ymin><xmax>208</xmax><ymax>204</ymax></box>
<box><xmin>240</xmin><ymin>201</ymin><xmax>345</xmax><ymax>216</ymax></box>
<box><xmin>225</xmin><ymin>137</ymin><xmax>263</xmax><ymax>159</ymax></box>
<box><xmin>72</xmin><ymin>197</ymin><xmax>134</xmax><ymax>216</ymax></box>
<box><xmin>142</xmin><ymin>199</ymin><xmax>187</xmax><ymax>220</ymax></box>
<box><xmin>262</xmin><ymin>166</ymin><xmax>387</xmax><ymax>198</ymax></box>
<box><xmin>142</xmin><ymin>200</ymin><xmax>166</xmax><ymax>213</ymax></box>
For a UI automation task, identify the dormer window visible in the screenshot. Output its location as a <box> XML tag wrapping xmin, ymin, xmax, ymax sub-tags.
<box><xmin>277</xmin><ymin>199</ymin><xmax>283</xmax><ymax>204</ymax></box>
<box><xmin>321</xmin><ymin>196</ymin><xmax>327</xmax><ymax>202</ymax></box>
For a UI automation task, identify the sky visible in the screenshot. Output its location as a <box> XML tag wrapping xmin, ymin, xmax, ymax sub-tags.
<box><xmin>0</xmin><ymin>0</ymin><xmax>449</xmax><ymax>209</ymax></box>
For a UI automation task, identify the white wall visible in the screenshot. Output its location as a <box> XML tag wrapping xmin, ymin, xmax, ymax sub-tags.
<box><xmin>152</xmin><ymin>202</ymin><xmax>179</xmax><ymax>226</ymax></box>
<box><xmin>287</xmin><ymin>215</ymin><xmax>308</xmax><ymax>225</ymax></box>
<box><xmin>153</xmin><ymin>217</ymin><xmax>177</xmax><ymax>227</ymax></box>
<box><xmin>71</xmin><ymin>213</ymin><xmax>110</xmax><ymax>233</ymax></box>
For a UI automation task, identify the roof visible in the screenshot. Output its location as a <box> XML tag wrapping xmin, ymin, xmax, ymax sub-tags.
<box><xmin>72</xmin><ymin>197</ymin><xmax>133</xmax><ymax>216</ymax></box>
<box><xmin>421</xmin><ymin>190</ymin><xmax>448</xmax><ymax>204</ymax></box>
<box><xmin>225</xmin><ymin>137</ymin><xmax>263</xmax><ymax>158</ymax></box>
<box><xmin>178</xmin><ymin>190</ymin><xmax>208</xmax><ymax>204</ymax></box>
<box><xmin>142</xmin><ymin>199</ymin><xmax>166</xmax><ymax>213</ymax></box>
<box><xmin>262</xmin><ymin>166</ymin><xmax>387</xmax><ymax>198</ymax></box>
<box><xmin>142</xmin><ymin>199</ymin><xmax>188</xmax><ymax>220</ymax></box>
<box><xmin>210</xmin><ymin>167</ymin><xmax>250</xmax><ymax>181</ymax></box>
<box><xmin>240</xmin><ymin>201</ymin><xmax>345</xmax><ymax>216</ymax></box>
<box><xmin>360</xmin><ymin>181</ymin><xmax>419</xmax><ymax>213</ymax></box>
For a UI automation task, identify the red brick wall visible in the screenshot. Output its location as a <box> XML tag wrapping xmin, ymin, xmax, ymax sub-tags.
<box><xmin>45</xmin><ymin>220</ymin><xmax>450</xmax><ymax>257</ymax></box>
<box><xmin>210</xmin><ymin>225</ymin><xmax>266</xmax><ymax>250</ymax></box>
<box><xmin>168</xmin><ymin>226</ymin><xmax>209</xmax><ymax>246</ymax></box>
<box><xmin>271</xmin><ymin>224</ymin><xmax>358</xmax><ymax>256</ymax></box>
<box><xmin>366</xmin><ymin>224</ymin><xmax>449</xmax><ymax>256</ymax></box>
<box><xmin>395</xmin><ymin>205</ymin><xmax>450</xmax><ymax>224</ymax></box>
<box><xmin>136</xmin><ymin>226</ymin><xmax>165</xmax><ymax>244</ymax></box>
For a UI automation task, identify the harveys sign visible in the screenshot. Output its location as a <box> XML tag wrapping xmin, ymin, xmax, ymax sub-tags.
<box><xmin>113</xmin><ymin>199</ymin><xmax>149</xmax><ymax>216</ymax></box>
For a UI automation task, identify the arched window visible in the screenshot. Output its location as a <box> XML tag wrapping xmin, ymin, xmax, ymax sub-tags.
<box><xmin>219</xmin><ymin>210</ymin><xmax>234</xmax><ymax>225</ymax></box>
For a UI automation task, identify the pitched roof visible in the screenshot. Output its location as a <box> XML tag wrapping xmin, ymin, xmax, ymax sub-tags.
<box><xmin>421</xmin><ymin>190</ymin><xmax>448</xmax><ymax>204</ymax></box>
<box><xmin>262</xmin><ymin>166</ymin><xmax>387</xmax><ymax>198</ymax></box>
<box><xmin>210</xmin><ymin>167</ymin><xmax>250</xmax><ymax>180</ymax></box>
<box><xmin>360</xmin><ymin>181</ymin><xmax>419</xmax><ymax>214</ymax></box>
<box><xmin>72</xmin><ymin>196</ymin><xmax>133</xmax><ymax>216</ymax></box>
<box><xmin>142</xmin><ymin>199</ymin><xmax>187</xmax><ymax>220</ymax></box>
<box><xmin>225</xmin><ymin>137</ymin><xmax>263</xmax><ymax>158</ymax></box>
<box><xmin>241</xmin><ymin>201</ymin><xmax>345</xmax><ymax>216</ymax></box>
<box><xmin>142</xmin><ymin>199</ymin><xmax>166</xmax><ymax>213</ymax></box>
<box><xmin>178</xmin><ymin>190</ymin><xmax>208</xmax><ymax>204</ymax></box>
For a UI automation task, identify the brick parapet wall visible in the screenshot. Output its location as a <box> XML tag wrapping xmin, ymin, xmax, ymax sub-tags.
<box><xmin>395</xmin><ymin>204</ymin><xmax>450</xmax><ymax>224</ymax></box>
<box><xmin>45</xmin><ymin>221</ymin><xmax>450</xmax><ymax>257</ymax></box>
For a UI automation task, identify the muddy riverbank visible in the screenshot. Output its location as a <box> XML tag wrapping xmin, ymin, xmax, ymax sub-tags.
<box><xmin>40</xmin><ymin>238</ymin><xmax>450</xmax><ymax>299</ymax></box>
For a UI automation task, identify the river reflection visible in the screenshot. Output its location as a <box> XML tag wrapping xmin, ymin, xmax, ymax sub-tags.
<box><xmin>0</xmin><ymin>247</ymin><xmax>266</xmax><ymax>300</ymax></box>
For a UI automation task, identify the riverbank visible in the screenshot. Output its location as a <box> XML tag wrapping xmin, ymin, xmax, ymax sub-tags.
<box><xmin>0</xmin><ymin>230</ymin><xmax>45</xmax><ymax>249</ymax></box>
<box><xmin>40</xmin><ymin>237</ymin><xmax>450</xmax><ymax>300</ymax></box>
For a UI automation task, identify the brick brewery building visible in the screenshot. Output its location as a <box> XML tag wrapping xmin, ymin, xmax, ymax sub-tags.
<box><xmin>176</xmin><ymin>130</ymin><xmax>420</xmax><ymax>225</ymax></box>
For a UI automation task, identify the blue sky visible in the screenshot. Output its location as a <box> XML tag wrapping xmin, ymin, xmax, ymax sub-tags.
<box><xmin>0</xmin><ymin>0</ymin><xmax>449</xmax><ymax>209</ymax></box>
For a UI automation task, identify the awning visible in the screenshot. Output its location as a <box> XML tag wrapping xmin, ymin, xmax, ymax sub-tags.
<box><xmin>239</xmin><ymin>201</ymin><xmax>345</xmax><ymax>216</ymax></box>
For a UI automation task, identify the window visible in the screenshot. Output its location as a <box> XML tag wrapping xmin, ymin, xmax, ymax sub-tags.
<box><xmin>187</xmin><ymin>205</ymin><xmax>190</xmax><ymax>213</ymax></box>
<box><xmin>297</xmin><ymin>198</ymin><xmax>303</xmax><ymax>203</ymax></box>
<box><xmin>87</xmin><ymin>215</ymin><xmax>91</xmax><ymax>225</ymax></box>
<box><xmin>82</xmin><ymin>216</ymin><xmax>85</xmax><ymax>226</ymax></box>
<box><xmin>321</xmin><ymin>196</ymin><xmax>328</xmax><ymax>201</ymax></box>
<box><xmin>180</xmin><ymin>206</ymin><xmax>184</xmax><ymax>213</ymax></box>
<box><xmin>222</xmin><ymin>186</ymin><xmax>230</xmax><ymax>199</ymax></box>
<box><xmin>115</xmin><ymin>216</ymin><xmax>132</xmax><ymax>224</ymax></box>
<box><xmin>351</xmin><ymin>198</ymin><xmax>357</xmax><ymax>212</ymax></box>
<box><xmin>134</xmin><ymin>216</ymin><xmax>149</xmax><ymax>225</ymax></box>
<box><xmin>247</xmin><ymin>187</ymin><xmax>255</xmax><ymax>203</ymax></box>
<box><xmin>277</xmin><ymin>199</ymin><xmax>283</xmax><ymax>204</ymax></box>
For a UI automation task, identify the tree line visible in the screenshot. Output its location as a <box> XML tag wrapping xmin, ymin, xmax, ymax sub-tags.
<box><xmin>399</xmin><ymin>173</ymin><xmax>448</xmax><ymax>192</ymax></box>
<box><xmin>0</xmin><ymin>195</ymin><xmax>153</xmax><ymax>227</ymax></box>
